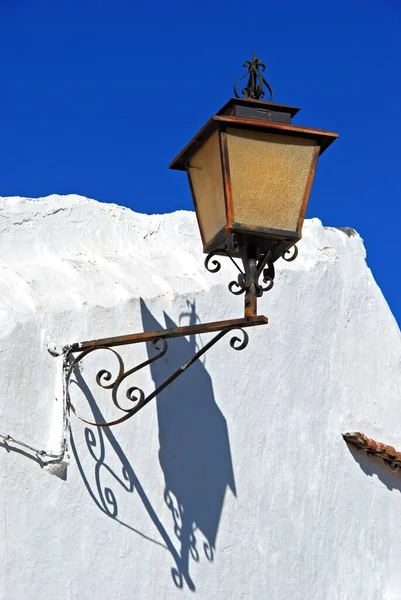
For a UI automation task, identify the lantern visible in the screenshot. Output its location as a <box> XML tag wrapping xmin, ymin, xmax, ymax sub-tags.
<box><xmin>170</xmin><ymin>54</ymin><xmax>338</xmax><ymax>270</ymax></box>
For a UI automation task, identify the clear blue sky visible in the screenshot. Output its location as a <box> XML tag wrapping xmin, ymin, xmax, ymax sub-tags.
<box><xmin>1</xmin><ymin>0</ymin><xmax>400</xmax><ymax>323</ymax></box>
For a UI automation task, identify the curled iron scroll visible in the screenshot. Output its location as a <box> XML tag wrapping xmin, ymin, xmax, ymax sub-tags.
<box><xmin>229</xmin><ymin>328</ymin><xmax>249</xmax><ymax>350</ymax></box>
<box><xmin>234</xmin><ymin>52</ymin><xmax>274</xmax><ymax>102</ymax></box>
<box><xmin>282</xmin><ymin>245</ymin><xmax>298</xmax><ymax>262</ymax></box>
<box><xmin>66</xmin><ymin>337</ymin><xmax>167</xmax><ymax>427</ymax></box>
<box><xmin>204</xmin><ymin>250</ymin><xmax>248</xmax><ymax>297</ymax></box>
<box><xmin>65</xmin><ymin>326</ymin><xmax>250</xmax><ymax>427</ymax></box>
<box><xmin>205</xmin><ymin>247</ymin><xmax>277</xmax><ymax>298</ymax></box>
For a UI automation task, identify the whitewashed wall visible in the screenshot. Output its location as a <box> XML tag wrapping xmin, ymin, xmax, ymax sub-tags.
<box><xmin>0</xmin><ymin>195</ymin><xmax>401</xmax><ymax>600</ymax></box>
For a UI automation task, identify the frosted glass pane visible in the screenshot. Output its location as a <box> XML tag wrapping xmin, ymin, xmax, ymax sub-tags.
<box><xmin>227</xmin><ymin>128</ymin><xmax>317</xmax><ymax>233</ymax></box>
<box><xmin>188</xmin><ymin>131</ymin><xmax>226</xmax><ymax>245</ymax></box>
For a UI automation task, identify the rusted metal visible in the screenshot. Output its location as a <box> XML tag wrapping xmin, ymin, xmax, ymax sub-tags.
<box><xmin>234</xmin><ymin>52</ymin><xmax>274</xmax><ymax>102</ymax></box>
<box><xmin>227</xmin><ymin>223</ymin><xmax>298</xmax><ymax>258</ymax></box>
<box><xmin>63</xmin><ymin>58</ymin><xmax>338</xmax><ymax>432</ymax></box>
<box><xmin>204</xmin><ymin>235</ymin><xmax>283</xmax><ymax>317</ymax></box>
<box><xmin>296</xmin><ymin>144</ymin><xmax>320</xmax><ymax>236</ymax></box>
<box><xmin>169</xmin><ymin>114</ymin><xmax>338</xmax><ymax>172</ymax></box>
<box><xmin>244</xmin><ymin>286</ymin><xmax>257</xmax><ymax>318</ymax></box>
<box><xmin>219</xmin><ymin>128</ymin><xmax>234</xmax><ymax>230</ymax></box>
<box><xmin>65</xmin><ymin>316</ymin><xmax>267</xmax><ymax>427</ymax></box>
<box><xmin>213</xmin><ymin>115</ymin><xmax>338</xmax><ymax>155</ymax></box>
<box><xmin>68</xmin><ymin>315</ymin><xmax>267</xmax><ymax>353</ymax></box>
<box><xmin>203</xmin><ymin>224</ymin><xmax>297</xmax><ymax>265</ymax></box>
<box><xmin>169</xmin><ymin>62</ymin><xmax>337</xmax><ymax>268</ymax></box>
<box><xmin>343</xmin><ymin>432</ymin><xmax>401</xmax><ymax>470</ymax></box>
<box><xmin>243</xmin><ymin>246</ymin><xmax>258</xmax><ymax>318</ymax></box>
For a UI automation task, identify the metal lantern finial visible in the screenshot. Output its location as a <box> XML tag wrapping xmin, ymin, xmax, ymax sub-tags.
<box><xmin>234</xmin><ymin>52</ymin><xmax>274</xmax><ymax>101</ymax></box>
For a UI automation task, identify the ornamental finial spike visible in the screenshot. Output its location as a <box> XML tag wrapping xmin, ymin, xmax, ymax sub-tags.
<box><xmin>234</xmin><ymin>52</ymin><xmax>274</xmax><ymax>102</ymax></box>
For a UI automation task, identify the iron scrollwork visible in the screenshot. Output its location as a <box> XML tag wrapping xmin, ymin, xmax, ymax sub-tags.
<box><xmin>66</xmin><ymin>337</ymin><xmax>168</xmax><ymax>427</ymax></box>
<box><xmin>282</xmin><ymin>244</ymin><xmax>299</xmax><ymax>262</ymax></box>
<box><xmin>234</xmin><ymin>51</ymin><xmax>274</xmax><ymax>102</ymax></box>
<box><xmin>65</xmin><ymin>324</ymin><xmax>251</xmax><ymax>428</ymax></box>
<box><xmin>205</xmin><ymin>237</ymin><xmax>299</xmax><ymax>300</ymax></box>
<box><xmin>205</xmin><ymin>248</ymin><xmax>274</xmax><ymax>297</ymax></box>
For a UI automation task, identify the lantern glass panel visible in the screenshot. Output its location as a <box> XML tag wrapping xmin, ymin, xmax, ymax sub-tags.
<box><xmin>187</xmin><ymin>130</ymin><xmax>226</xmax><ymax>245</ymax></box>
<box><xmin>226</xmin><ymin>128</ymin><xmax>317</xmax><ymax>233</ymax></box>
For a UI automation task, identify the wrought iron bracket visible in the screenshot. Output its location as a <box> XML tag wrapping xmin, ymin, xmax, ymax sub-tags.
<box><xmin>62</xmin><ymin>315</ymin><xmax>268</xmax><ymax>428</ymax></box>
<box><xmin>60</xmin><ymin>232</ymin><xmax>298</xmax><ymax>427</ymax></box>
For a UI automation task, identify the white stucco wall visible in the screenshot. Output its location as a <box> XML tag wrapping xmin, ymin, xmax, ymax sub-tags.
<box><xmin>0</xmin><ymin>194</ymin><xmax>400</xmax><ymax>600</ymax></box>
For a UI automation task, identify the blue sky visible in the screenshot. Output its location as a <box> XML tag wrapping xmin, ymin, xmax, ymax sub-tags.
<box><xmin>0</xmin><ymin>0</ymin><xmax>400</xmax><ymax>323</ymax></box>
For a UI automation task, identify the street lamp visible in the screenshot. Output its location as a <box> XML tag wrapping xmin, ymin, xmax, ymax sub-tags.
<box><xmin>62</xmin><ymin>55</ymin><xmax>338</xmax><ymax>427</ymax></box>
<box><xmin>170</xmin><ymin>52</ymin><xmax>337</xmax><ymax>317</ymax></box>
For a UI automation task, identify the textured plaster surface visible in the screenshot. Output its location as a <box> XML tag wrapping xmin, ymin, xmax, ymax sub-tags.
<box><xmin>0</xmin><ymin>194</ymin><xmax>401</xmax><ymax>599</ymax></box>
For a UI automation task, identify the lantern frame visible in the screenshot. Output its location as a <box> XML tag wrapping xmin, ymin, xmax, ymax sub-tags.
<box><xmin>170</xmin><ymin>96</ymin><xmax>338</xmax><ymax>263</ymax></box>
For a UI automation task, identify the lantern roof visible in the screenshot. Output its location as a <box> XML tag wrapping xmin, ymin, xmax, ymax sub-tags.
<box><xmin>169</xmin><ymin>99</ymin><xmax>338</xmax><ymax>171</ymax></box>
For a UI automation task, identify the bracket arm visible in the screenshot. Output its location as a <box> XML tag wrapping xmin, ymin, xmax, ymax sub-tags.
<box><xmin>65</xmin><ymin>315</ymin><xmax>268</xmax><ymax>427</ymax></box>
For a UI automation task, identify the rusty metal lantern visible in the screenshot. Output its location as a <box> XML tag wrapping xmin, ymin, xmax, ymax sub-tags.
<box><xmin>60</xmin><ymin>55</ymin><xmax>338</xmax><ymax>429</ymax></box>
<box><xmin>170</xmin><ymin>53</ymin><xmax>338</xmax><ymax>317</ymax></box>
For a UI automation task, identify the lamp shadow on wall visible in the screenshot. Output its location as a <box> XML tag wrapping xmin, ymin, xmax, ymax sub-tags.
<box><xmin>70</xmin><ymin>298</ymin><xmax>236</xmax><ymax>591</ymax></box>
<box><xmin>142</xmin><ymin>299</ymin><xmax>237</xmax><ymax>585</ymax></box>
<box><xmin>345</xmin><ymin>445</ymin><xmax>401</xmax><ymax>492</ymax></box>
